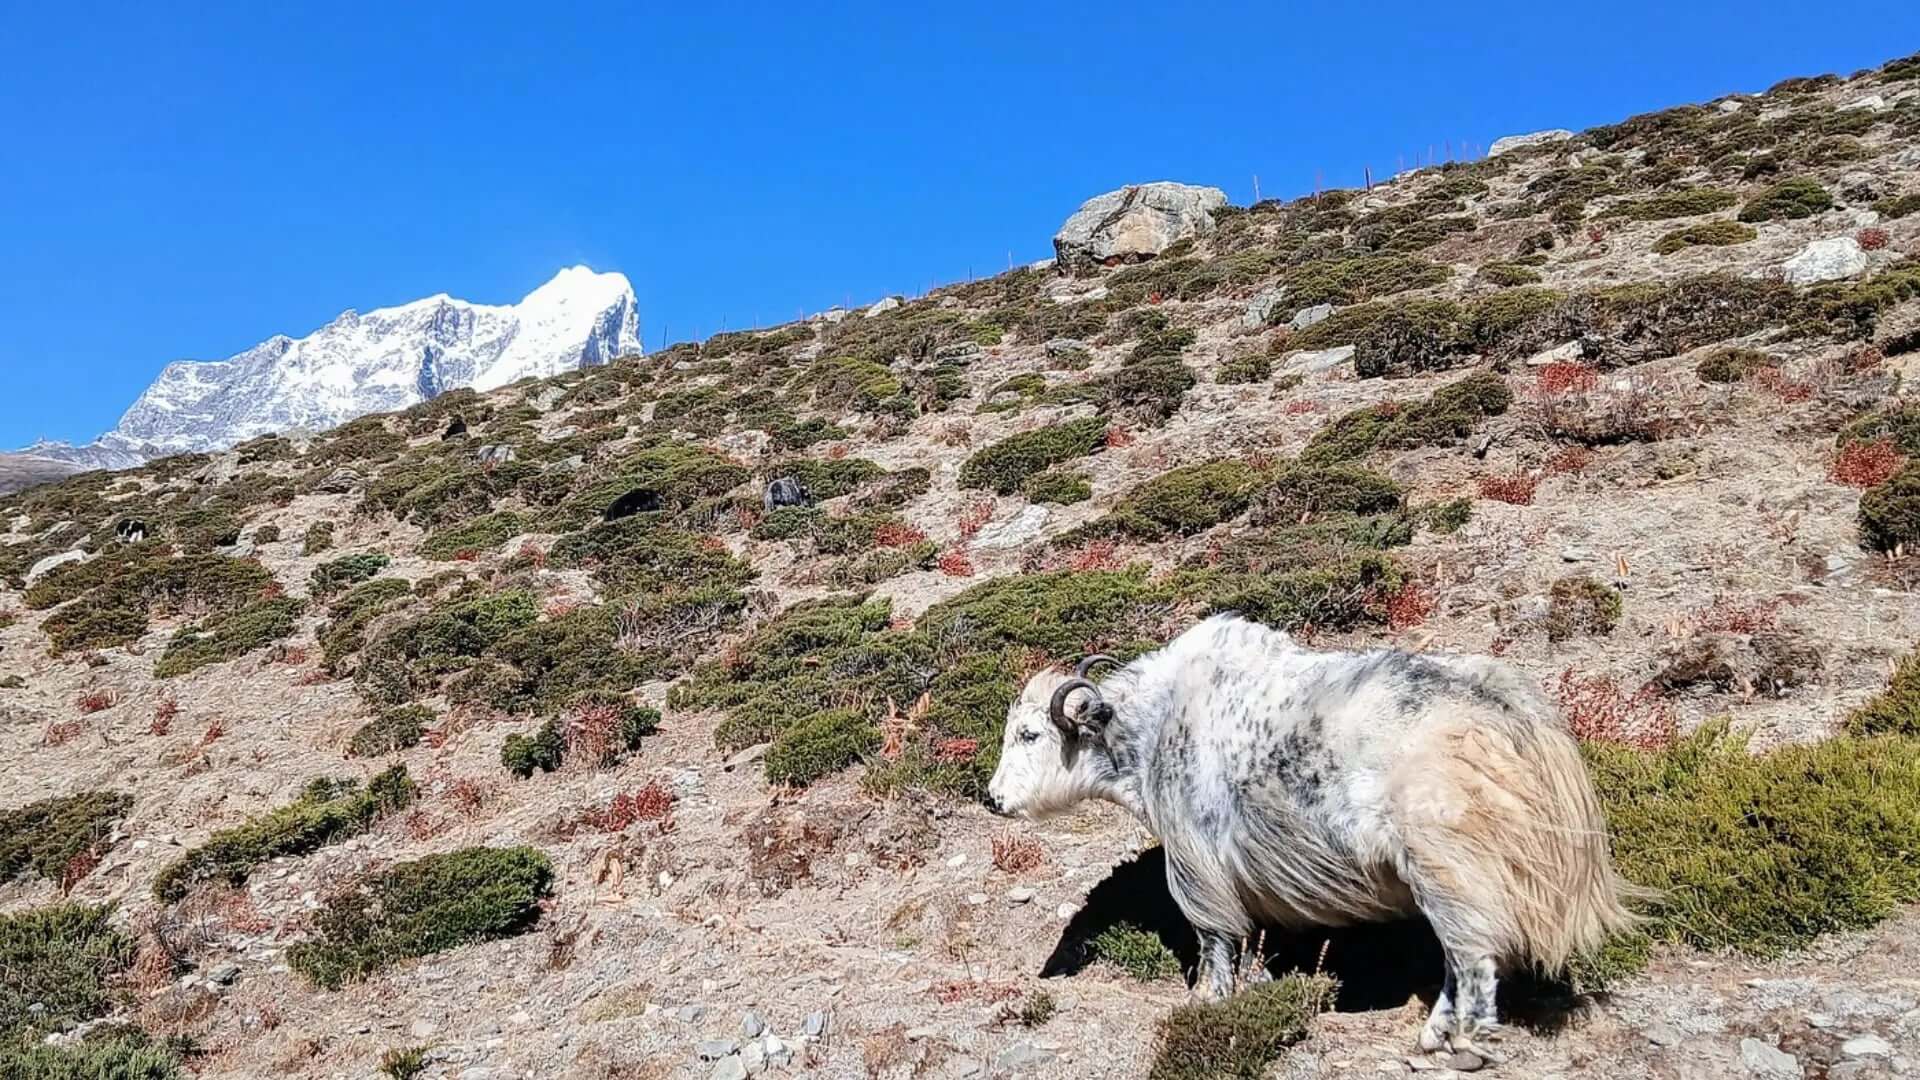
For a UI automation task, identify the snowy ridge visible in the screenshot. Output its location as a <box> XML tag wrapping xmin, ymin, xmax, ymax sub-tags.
<box><xmin>28</xmin><ymin>266</ymin><xmax>640</xmax><ymax>464</ymax></box>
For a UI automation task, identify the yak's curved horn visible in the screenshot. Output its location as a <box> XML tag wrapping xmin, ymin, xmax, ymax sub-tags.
<box><xmin>1074</xmin><ymin>654</ymin><xmax>1120</xmax><ymax>680</ymax></box>
<box><xmin>1048</xmin><ymin>677</ymin><xmax>1102</xmax><ymax>735</ymax></box>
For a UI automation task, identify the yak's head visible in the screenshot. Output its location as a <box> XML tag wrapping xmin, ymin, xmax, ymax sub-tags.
<box><xmin>985</xmin><ymin>656</ymin><xmax>1117</xmax><ymax>819</ymax></box>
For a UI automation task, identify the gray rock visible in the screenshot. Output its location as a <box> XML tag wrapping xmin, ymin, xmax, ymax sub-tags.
<box><xmin>697</xmin><ymin>1040</ymin><xmax>738</xmax><ymax>1061</ymax></box>
<box><xmin>1645</xmin><ymin>1021</ymin><xmax>1686</xmax><ymax>1047</ymax></box>
<box><xmin>710</xmin><ymin>1056</ymin><xmax>748</xmax><ymax>1080</ymax></box>
<box><xmin>528</xmin><ymin>386</ymin><xmax>566</xmax><ymax>412</ymax></box>
<box><xmin>1288</xmin><ymin>303</ymin><xmax>1335</xmax><ymax>331</ymax></box>
<box><xmin>1740</xmin><ymin>1037</ymin><xmax>1802</xmax><ymax>1076</ymax></box>
<box><xmin>1839</xmin><ymin>94</ymin><xmax>1887</xmax><ymax>113</ymax></box>
<box><xmin>206</xmin><ymin>963</ymin><xmax>240</xmax><ymax>986</ymax></box>
<box><xmin>1043</xmin><ymin>338</ymin><xmax>1088</xmax><ymax>359</ymax></box>
<box><xmin>1488</xmin><ymin>129</ymin><xmax>1573</xmax><ymax>157</ymax></box>
<box><xmin>1717</xmin><ymin>98</ymin><xmax>1746</xmax><ymax>114</ymax></box>
<box><xmin>865</xmin><ymin>296</ymin><xmax>903</xmax><ymax>318</ymax></box>
<box><xmin>760</xmin><ymin>1035</ymin><xmax>792</xmax><ymax>1067</ymax></box>
<box><xmin>1007</xmin><ymin>887</ymin><xmax>1036</xmax><ymax>904</ymax></box>
<box><xmin>1053</xmin><ymin>182</ymin><xmax>1229</xmax><ymax>271</ymax></box>
<box><xmin>994</xmin><ymin>1041</ymin><xmax>1058</xmax><ymax>1071</ymax></box>
<box><xmin>740</xmin><ymin>1010</ymin><xmax>765</xmax><ymax>1038</ymax></box>
<box><xmin>1842</xmin><ymin>1035</ymin><xmax>1892</xmax><ymax>1058</ymax></box>
<box><xmin>1898</xmin><ymin>147</ymin><xmax>1920</xmax><ymax>170</ymax></box>
<box><xmin>316</xmin><ymin>467</ymin><xmax>362</xmax><ymax>494</ymax></box>
<box><xmin>1781</xmin><ymin>237</ymin><xmax>1868</xmax><ymax>286</ymax></box>
<box><xmin>972</xmin><ymin>505</ymin><xmax>1048</xmax><ymax>551</ymax></box>
<box><xmin>1277</xmin><ymin>345</ymin><xmax>1354</xmax><ymax>377</ymax></box>
<box><xmin>723</xmin><ymin>744</ymin><xmax>770</xmax><ymax>772</ymax></box>
<box><xmin>1240</xmin><ymin>287</ymin><xmax>1286</xmax><ymax>330</ymax></box>
<box><xmin>763</xmin><ymin>476</ymin><xmax>810</xmax><ymax>511</ymax></box>
<box><xmin>935</xmin><ymin>341</ymin><xmax>984</xmax><ymax>363</ymax></box>
<box><xmin>1562</xmin><ymin>547</ymin><xmax>1596</xmax><ymax>563</ymax></box>
<box><xmin>677</xmin><ymin>1004</ymin><xmax>708</xmax><ymax>1023</ymax></box>
<box><xmin>25</xmin><ymin>549</ymin><xmax>87</xmax><ymax>583</ymax></box>
<box><xmin>741</xmin><ymin>1040</ymin><xmax>767</xmax><ymax>1074</ymax></box>
<box><xmin>475</xmin><ymin>444</ymin><xmax>516</xmax><ymax>466</ymax></box>
<box><xmin>802</xmin><ymin>1011</ymin><xmax>829</xmax><ymax>1038</ymax></box>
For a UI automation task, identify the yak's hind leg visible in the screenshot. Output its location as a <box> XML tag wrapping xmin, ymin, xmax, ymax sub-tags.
<box><xmin>1194</xmin><ymin>928</ymin><xmax>1237</xmax><ymax>1001</ymax></box>
<box><xmin>1417</xmin><ymin>963</ymin><xmax>1457</xmax><ymax>1052</ymax></box>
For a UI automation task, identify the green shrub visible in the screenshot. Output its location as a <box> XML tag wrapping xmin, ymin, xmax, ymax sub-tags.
<box><xmin>1841</xmin><ymin>404</ymin><xmax>1920</xmax><ymax>454</ymax></box>
<box><xmin>421</xmin><ymin>512</ymin><xmax>529</xmax><ymax>560</ymax></box>
<box><xmin>1477</xmin><ymin>262</ymin><xmax>1542</xmax><ymax>287</ymax></box>
<box><xmin>0</xmin><ymin>1028</ymin><xmax>184</xmax><ymax>1079</ymax></box>
<box><xmin>1249</xmin><ymin>463</ymin><xmax>1402</xmax><ymax>524</ymax></box>
<box><xmin>1848</xmin><ymin>651</ymin><xmax>1920</xmax><ymax>736</ymax></box>
<box><xmin>1695</xmin><ymin>347</ymin><xmax>1771</xmax><ymax>383</ymax></box>
<box><xmin>502</xmin><ymin>721</ymin><xmax>566</xmax><ymax>778</ymax></box>
<box><xmin>1599</xmin><ymin>187</ymin><xmax>1736</xmax><ymax>221</ymax></box>
<box><xmin>1582</xmin><ymin>725</ymin><xmax>1920</xmax><ymax>983</ymax></box>
<box><xmin>1301</xmin><ymin>371</ymin><xmax>1512</xmax><ymax>463</ymax></box>
<box><xmin>1100</xmin><ymin>356</ymin><xmax>1196</xmax><ymax>423</ymax></box>
<box><xmin>958</xmin><ymin>417</ymin><xmax>1108</xmax><ymax>493</ymax></box>
<box><xmin>152</xmin><ymin>767</ymin><xmax>416</xmax><ymax>902</ymax></box>
<box><xmin>1419</xmin><ymin>497</ymin><xmax>1474</xmax><ymax>533</ymax></box>
<box><xmin>319</xmin><ymin>578</ymin><xmax>416</xmax><ymax>670</ymax></box>
<box><xmin>0</xmin><ymin>903</ymin><xmax>132</xmax><ymax>1040</ymax></box>
<box><xmin>1278</xmin><ymin>255</ymin><xmax>1450</xmax><ymax>308</ymax></box>
<box><xmin>565</xmin><ymin>443</ymin><xmax>749</xmax><ymax>522</ymax></box>
<box><xmin>1873</xmin><ymin>193</ymin><xmax>1920</xmax><ymax>220</ymax></box>
<box><xmin>1859</xmin><ymin>462</ymin><xmax>1920</xmax><ymax>551</ymax></box>
<box><xmin>30</xmin><ymin>548</ymin><xmax>275</xmax><ymax>655</ymax></box>
<box><xmin>380</xmin><ymin>1046</ymin><xmax>431</xmax><ymax>1080</ymax></box>
<box><xmin>765</xmin><ymin>709</ymin><xmax>881</xmax><ymax>785</ymax></box>
<box><xmin>1653</xmin><ymin>220</ymin><xmax>1757</xmax><ymax>255</ymax></box>
<box><xmin>548</xmin><ymin>517</ymin><xmax>751</xmax><ymax>593</ymax></box>
<box><xmin>1022</xmin><ymin>469</ymin><xmax>1093</xmax><ymax>505</ymax></box>
<box><xmin>1215</xmin><ymin>352</ymin><xmax>1272</xmax><ymax>384</ymax></box>
<box><xmin>1545</xmin><ymin>576</ymin><xmax>1622</xmax><ymax>642</ymax></box>
<box><xmin>288</xmin><ymin>846</ymin><xmax>552</xmax><ymax>989</ymax></box>
<box><xmin>800</xmin><ymin>355</ymin><xmax>907</xmax><ymax>412</ymax></box>
<box><xmin>302</xmin><ymin>521</ymin><xmax>336</xmax><ymax>556</ymax></box>
<box><xmin>154</xmin><ymin>596</ymin><xmax>304</xmax><ymax>677</ymax></box>
<box><xmin>1799</xmin><ymin>263</ymin><xmax>1920</xmax><ymax>341</ymax></box>
<box><xmin>251</xmin><ymin>524</ymin><xmax>282</xmax><ymax>545</ymax></box>
<box><xmin>1738</xmin><ymin>177</ymin><xmax>1832</xmax><ymax>221</ymax></box>
<box><xmin>1148</xmin><ymin>974</ymin><xmax>1336</xmax><ymax>1080</ymax></box>
<box><xmin>348</xmin><ymin>706</ymin><xmax>434</xmax><ymax>757</ymax></box>
<box><xmin>0</xmin><ymin>791</ymin><xmax>133</xmax><ymax>887</ymax></box>
<box><xmin>777</xmin><ymin>457</ymin><xmax>888</xmax><ymax>500</ymax></box>
<box><xmin>1203</xmin><ymin>555</ymin><xmax>1402</xmax><ymax>632</ymax></box>
<box><xmin>1088</xmin><ymin>924</ymin><xmax>1180</xmax><ymax>981</ymax></box>
<box><xmin>1086</xmin><ymin>461</ymin><xmax>1264</xmax><ymax>540</ymax></box>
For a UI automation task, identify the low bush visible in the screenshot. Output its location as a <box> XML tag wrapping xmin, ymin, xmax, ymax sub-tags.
<box><xmin>1215</xmin><ymin>352</ymin><xmax>1272</xmax><ymax>384</ymax></box>
<box><xmin>421</xmin><ymin>512</ymin><xmax>529</xmax><ymax>560</ymax></box>
<box><xmin>764</xmin><ymin>709</ymin><xmax>881</xmax><ymax>785</ymax></box>
<box><xmin>0</xmin><ymin>1028</ymin><xmax>184</xmax><ymax>1079</ymax></box>
<box><xmin>1738</xmin><ymin>177</ymin><xmax>1832</xmax><ymax>221</ymax></box>
<box><xmin>309</xmin><ymin>553</ymin><xmax>390</xmax><ymax>598</ymax></box>
<box><xmin>1583</xmin><ymin>725</ymin><xmax>1920</xmax><ymax>983</ymax></box>
<box><xmin>152</xmin><ymin>766</ymin><xmax>415</xmax><ymax>902</ymax></box>
<box><xmin>1599</xmin><ymin>186</ymin><xmax>1736</xmax><ymax>221</ymax></box>
<box><xmin>1088</xmin><ymin>923</ymin><xmax>1181</xmax><ymax>982</ymax></box>
<box><xmin>0</xmin><ymin>903</ymin><xmax>132</xmax><ymax>1040</ymax></box>
<box><xmin>1278</xmin><ymin>255</ymin><xmax>1451</xmax><ymax>307</ymax></box>
<box><xmin>0</xmin><ymin>791</ymin><xmax>133</xmax><ymax>888</ymax></box>
<box><xmin>348</xmin><ymin>705</ymin><xmax>434</xmax><ymax>757</ymax></box>
<box><xmin>1476</xmin><ymin>262</ymin><xmax>1542</xmax><ymax>286</ymax></box>
<box><xmin>1858</xmin><ymin>462</ymin><xmax>1920</xmax><ymax>551</ymax></box>
<box><xmin>958</xmin><ymin>417</ymin><xmax>1108</xmax><ymax>493</ymax></box>
<box><xmin>302</xmin><ymin>521</ymin><xmax>335</xmax><ymax>556</ymax></box>
<box><xmin>1837</xmin><ymin>402</ymin><xmax>1920</xmax><ymax>453</ymax></box>
<box><xmin>1248</xmin><ymin>462</ymin><xmax>1402</xmax><ymax>524</ymax></box>
<box><xmin>251</xmin><ymin>523</ymin><xmax>282</xmax><ymax>545</ymax></box>
<box><xmin>1849</xmin><ymin>650</ymin><xmax>1920</xmax><ymax>736</ymax></box>
<box><xmin>1022</xmin><ymin>469</ymin><xmax>1093</xmax><ymax>505</ymax></box>
<box><xmin>1149</xmin><ymin>974</ymin><xmax>1336</xmax><ymax>1080</ymax></box>
<box><xmin>501</xmin><ymin>692</ymin><xmax>658</xmax><ymax>777</ymax></box>
<box><xmin>30</xmin><ymin>548</ymin><xmax>275</xmax><ymax>655</ymax></box>
<box><xmin>154</xmin><ymin>596</ymin><xmax>304</xmax><ymax>677</ymax></box>
<box><xmin>501</xmin><ymin>721</ymin><xmax>566</xmax><ymax>778</ymax></box>
<box><xmin>1653</xmin><ymin>220</ymin><xmax>1757</xmax><ymax>255</ymax></box>
<box><xmin>288</xmin><ymin>846</ymin><xmax>552</xmax><ymax>989</ymax></box>
<box><xmin>1873</xmin><ymin>193</ymin><xmax>1920</xmax><ymax>220</ymax></box>
<box><xmin>1084</xmin><ymin>461</ymin><xmax>1265</xmax><ymax>540</ymax></box>
<box><xmin>548</xmin><ymin>517</ymin><xmax>751</xmax><ymax>594</ymax></box>
<box><xmin>1695</xmin><ymin>347</ymin><xmax>1771</xmax><ymax>383</ymax></box>
<box><xmin>1545</xmin><ymin>576</ymin><xmax>1622</xmax><ymax>641</ymax></box>
<box><xmin>1301</xmin><ymin>371</ymin><xmax>1513</xmax><ymax>463</ymax></box>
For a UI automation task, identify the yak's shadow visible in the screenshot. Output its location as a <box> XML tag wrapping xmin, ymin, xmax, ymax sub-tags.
<box><xmin>1040</xmin><ymin>848</ymin><xmax>1587</xmax><ymax>1030</ymax></box>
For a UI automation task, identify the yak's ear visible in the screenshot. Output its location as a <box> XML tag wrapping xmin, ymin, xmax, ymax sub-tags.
<box><xmin>1076</xmin><ymin>701</ymin><xmax>1115</xmax><ymax>736</ymax></box>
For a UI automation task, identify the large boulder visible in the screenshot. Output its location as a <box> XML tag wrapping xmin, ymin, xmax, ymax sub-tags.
<box><xmin>1781</xmin><ymin>237</ymin><xmax>1868</xmax><ymax>286</ymax></box>
<box><xmin>1488</xmin><ymin>129</ymin><xmax>1573</xmax><ymax>157</ymax></box>
<box><xmin>1052</xmin><ymin>182</ymin><xmax>1228</xmax><ymax>272</ymax></box>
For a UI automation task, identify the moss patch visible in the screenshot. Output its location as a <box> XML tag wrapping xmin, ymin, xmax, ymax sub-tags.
<box><xmin>958</xmin><ymin>417</ymin><xmax>1108</xmax><ymax>493</ymax></box>
<box><xmin>1738</xmin><ymin>177</ymin><xmax>1832</xmax><ymax>221</ymax></box>
<box><xmin>1089</xmin><ymin>923</ymin><xmax>1181</xmax><ymax>981</ymax></box>
<box><xmin>1148</xmin><ymin>974</ymin><xmax>1336</xmax><ymax>1080</ymax></box>
<box><xmin>154</xmin><ymin>596</ymin><xmax>304</xmax><ymax>678</ymax></box>
<box><xmin>348</xmin><ymin>706</ymin><xmax>435</xmax><ymax>757</ymax></box>
<box><xmin>1859</xmin><ymin>462</ymin><xmax>1920</xmax><ymax>551</ymax></box>
<box><xmin>288</xmin><ymin>846</ymin><xmax>552</xmax><ymax>989</ymax></box>
<box><xmin>1302</xmin><ymin>371</ymin><xmax>1512</xmax><ymax>463</ymax></box>
<box><xmin>1654</xmin><ymin>220</ymin><xmax>1757</xmax><ymax>255</ymax></box>
<box><xmin>153</xmin><ymin>767</ymin><xmax>416</xmax><ymax>902</ymax></box>
<box><xmin>0</xmin><ymin>903</ymin><xmax>132</xmax><ymax>1040</ymax></box>
<box><xmin>0</xmin><ymin>791</ymin><xmax>133</xmax><ymax>888</ymax></box>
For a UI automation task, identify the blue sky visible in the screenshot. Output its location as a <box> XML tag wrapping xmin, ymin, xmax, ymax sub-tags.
<box><xmin>2</xmin><ymin>2</ymin><xmax>1916</xmax><ymax>448</ymax></box>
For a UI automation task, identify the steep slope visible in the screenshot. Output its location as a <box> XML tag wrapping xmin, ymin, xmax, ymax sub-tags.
<box><xmin>3</xmin><ymin>53</ymin><xmax>1920</xmax><ymax>1080</ymax></box>
<box><xmin>25</xmin><ymin>265</ymin><xmax>641</xmax><ymax>464</ymax></box>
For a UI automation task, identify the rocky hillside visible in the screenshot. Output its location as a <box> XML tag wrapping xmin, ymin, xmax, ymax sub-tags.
<box><xmin>5</xmin><ymin>54</ymin><xmax>1920</xmax><ymax>1080</ymax></box>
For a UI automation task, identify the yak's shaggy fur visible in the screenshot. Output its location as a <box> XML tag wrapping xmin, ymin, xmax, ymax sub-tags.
<box><xmin>987</xmin><ymin>614</ymin><xmax>1639</xmax><ymax>1056</ymax></box>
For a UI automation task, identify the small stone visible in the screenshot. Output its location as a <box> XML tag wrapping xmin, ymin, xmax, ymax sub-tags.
<box><xmin>994</xmin><ymin>1040</ymin><xmax>1057</xmax><ymax>1071</ymax></box>
<box><xmin>741</xmin><ymin>1010</ymin><xmax>765</xmax><ymax>1038</ymax></box>
<box><xmin>1841</xmin><ymin>1035</ymin><xmax>1891</xmax><ymax>1058</ymax></box>
<box><xmin>946</xmin><ymin>854</ymin><xmax>967</xmax><ymax>868</ymax></box>
<box><xmin>677</xmin><ymin>1004</ymin><xmax>708</xmax><ymax>1023</ymax></box>
<box><xmin>1239</xmin><ymin>287</ymin><xmax>1286</xmax><ymax>330</ymax></box>
<box><xmin>509</xmin><ymin>1010</ymin><xmax>531</xmax><ymax>1025</ymax></box>
<box><xmin>710</xmin><ymin>1057</ymin><xmax>748</xmax><ymax>1080</ymax></box>
<box><xmin>410</xmin><ymin>1018</ymin><xmax>439</xmax><ymax>1040</ymax></box>
<box><xmin>1287</xmin><ymin>303</ymin><xmax>1334</xmax><ymax>331</ymax></box>
<box><xmin>966</xmin><ymin>892</ymin><xmax>989</xmax><ymax>905</ymax></box>
<box><xmin>206</xmin><ymin>963</ymin><xmax>240</xmax><ymax>986</ymax></box>
<box><xmin>1781</xmin><ymin>237</ymin><xmax>1868</xmax><ymax>286</ymax></box>
<box><xmin>865</xmin><ymin>296</ymin><xmax>903</xmax><ymax>318</ymax></box>
<box><xmin>1445</xmin><ymin>1048</ymin><xmax>1486</xmax><ymax>1072</ymax></box>
<box><xmin>1278</xmin><ymin>345</ymin><xmax>1354</xmax><ymax>377</ymax></box>
<box><xmin>1740</xmin><ymin>1037</ymin><xmax>1802</xmax><ymax>1076</ymax></box>
<box><xmin>697</xmin><ymin>1040</ymin><xmax>738</xmax><ymax>1061</ymax></box>
<box><xmin>1561</xmin><ymin>547</ymin><xmax>1595</xmax><ymax>563</ymax></box>
<box><xmin>803</xmin><ymin>1011</ymin><xmax>829</xmax><ymax>1038</ymax></box>
<box><xmin>1007</xmin><ymin>887</ymin><xmax>1036</xmax><ymax>904</ymax></box>
<box><xmin>760</xmin><ymin>1035</ymin><xmax>792</xmax><ymax>1066</ymax></box>
<box><xmin>1056</xmin><ymin>902</ymin><xmax>1078</xmax><ymax>920</ymax></box>
<box><xmin>1645</xmin><ymin>1021</ymin><xmax>1685</xmax><ymax>1047</ymax></box>
<box><xmin>741</xmin><ymin>1040</ymin><xmax>767</xmax><ymax>1074</ymax></box>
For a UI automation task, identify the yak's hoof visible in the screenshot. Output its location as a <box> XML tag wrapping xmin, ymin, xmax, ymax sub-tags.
<box><xmin>1416</xmin><ymin>1024</ymin><xmax>1449</xmax><ymax>1053</ymax></box>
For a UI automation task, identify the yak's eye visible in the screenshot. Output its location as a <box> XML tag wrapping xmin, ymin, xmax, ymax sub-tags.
<box><xmin>1018</xmin><ymin>729</ymin><xmax>1042</xmax><ymax>744</ymax></box>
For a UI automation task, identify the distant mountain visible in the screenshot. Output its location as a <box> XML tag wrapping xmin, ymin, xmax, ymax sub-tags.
<box><xmin>16</xmin><ymin>265</ymin><xmax>641</xmax><ymax>471</ymax></box>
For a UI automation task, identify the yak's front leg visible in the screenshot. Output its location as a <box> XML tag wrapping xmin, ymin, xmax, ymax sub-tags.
<box><xmin>1192</xmin><ymin>928</ymin><xmax>1237</xmax><ymax>1001</ymax></box>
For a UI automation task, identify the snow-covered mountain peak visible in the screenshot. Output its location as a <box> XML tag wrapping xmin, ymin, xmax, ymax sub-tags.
<box><xmin>26</xmin><ymin>267</ymin><xmax>641</xmax><ymax>465</ymax></box>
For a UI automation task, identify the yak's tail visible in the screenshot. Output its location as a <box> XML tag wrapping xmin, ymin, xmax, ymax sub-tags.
<box><xmin>1391</xmin><ymin>663</ymin><xmax>1648</xmax><ymax>972</ymax></box>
